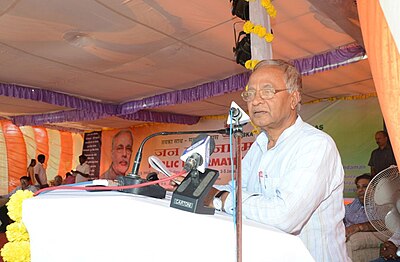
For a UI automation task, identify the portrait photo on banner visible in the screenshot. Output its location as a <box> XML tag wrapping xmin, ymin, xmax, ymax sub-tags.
<box><xmin>99</xmin><ymin>129</ymin><xmax>134</xmax><ymax>181</ymax></box>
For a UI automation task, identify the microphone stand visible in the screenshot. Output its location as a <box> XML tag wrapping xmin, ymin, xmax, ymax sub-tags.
<box><xmin>231</xmin><ymin>117</ymin><xmax>244</xmax><ymax>262</ymax></box>
<box><xmin>235</xmin><ymin>132</ymin><xmax>243</xmax><ymax>262</ymax></box>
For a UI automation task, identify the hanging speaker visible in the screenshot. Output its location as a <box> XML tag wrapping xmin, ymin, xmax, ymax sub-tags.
<box><xmin>231</xmin><ymin>0</ymin><xmax>249</xmax><ymax>21</ymax></box>
<box><xmin>233</xmin><ymin>31</ymin><xmax>251</xmax><ymax>67</ymax></box>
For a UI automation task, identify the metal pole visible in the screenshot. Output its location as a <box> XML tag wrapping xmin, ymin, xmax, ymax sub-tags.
<box><xmin>235</xmin><ymin>134</ymin><xmax>243</xmax><ymax>262</ymax></box>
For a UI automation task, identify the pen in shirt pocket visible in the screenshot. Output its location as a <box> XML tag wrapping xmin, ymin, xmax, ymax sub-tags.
<box><xmin>258</xmin><ymin>171</ymin><xmax>266</xmax><ymax>189</ymax></box>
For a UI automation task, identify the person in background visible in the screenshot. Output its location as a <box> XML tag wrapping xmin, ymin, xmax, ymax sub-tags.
<box><xmin>100</xmin><ymin>130</ymin><xmax>133</xmax><ymax>180</ymax></box>
<box><xmin>51</xmin><ymin>175</ymin><xmax>63</xmax><ymax>187</ymax></box>
<box><xmin>368</xmin><ymin>130</ymin><xmax>397</xmax><ymax>177</ymax></box>
<box><xmin>72</xmin><ymin>154</ymin><xmax>91</xmax><ymax>183</ymax></box>
<box><xmin>34</xmin><ymin>154</ymin><xmax>48</xmax><ymax>188</ymax></box>
<box><xmin>344</xmin><ymin>173</ymin><xmax>376</xmax><ymax>239</ymax></box>
<box><xmin>371</xmin><ymin>238</ymin><xmax>400</xmax><ymax>261</ymax></box>
<box><xmin>205</xmin><ymin>59</ymin><xmax>348</xmax><ymax>261</ymax></box>
<box><xmin>1</xmin><ymin>176</ymin><xmax>37</xmax><ymax>198</ymax></box>
<box><xmin>0</xmin><ymin>176</ymin><xmax>37</xmax><ymax>232</ymax></box>
<box><xmin>63</xmin><ymin>172</ymin><xmax>76</xmax><ymax>185</ymax></box>
<box><xmin>27</xmin><ymin>159</ymin><xmax>36</xmax><ymax>184</ymax></box>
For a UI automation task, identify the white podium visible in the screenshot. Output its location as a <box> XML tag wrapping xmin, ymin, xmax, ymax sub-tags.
<box><xmin>23</xmin><ymin>190</ymin><xmax>314</xmax><ymax>262</ymax></box>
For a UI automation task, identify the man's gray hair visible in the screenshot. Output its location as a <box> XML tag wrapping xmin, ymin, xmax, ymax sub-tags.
<box><xmin>252</xmin><ymin>59</ymin><xmax>302</xmax><ymax>111</ymax></box>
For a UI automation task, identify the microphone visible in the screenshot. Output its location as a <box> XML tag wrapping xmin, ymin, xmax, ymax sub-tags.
<box><xmin>170</xmin><ymin>134</ymin><xmax>219</xmax><ymax>214</ymax></box>
<box><xmin>148</xmin><ymin>155</ymin><xmax>174</xmax><ymax>177</ymax></box>
<box><xmin>180</xmin><ymin>134</ymin><xmax>216</xmax><ymax>173</ymax></box>
<box><xmin>148</xmin><ymin>155</ymin><xmax>183</xmax><ymax>185</ymax></box>
<box><xmin>226</xmin><ymin>101</ymin><xmax>250</xmax><ymax>125</ymax></box>
<box><xmin>130</xmin><ymin>128</ymin><xmax>228</xmax><ymax>177</ymax></box>
<box><xmin>146</xmin><ymin>172</ymin><xmax>159</xmax><ymax>181</ymax></box>
<box><xmin>230</xmin><ymin>107</ymin><xmax>242</xmax><ymax>119</ymax></box>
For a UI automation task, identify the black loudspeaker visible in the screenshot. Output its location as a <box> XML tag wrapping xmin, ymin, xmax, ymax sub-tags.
<box><xmin>233</xmin><ymin>31</ymin><xmax>251</xmax><ymax>67</ymax></box>
<box><xmin>231</xmin><ymin>0</ymin><xmax>249</xmax><ymax>20</ymax></box>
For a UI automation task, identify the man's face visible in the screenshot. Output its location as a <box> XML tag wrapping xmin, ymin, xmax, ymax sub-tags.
<box><xmin>356</xmin><ymin>178</ymin><xmax>370</xmax><ymax>204</ymax></box>
<box><xmin>111</xmin><ymin>132</ymin><xmax>133</xmax><ymax>176</ymax></box>
<box><xmin>375</xmin><ymin>132</ymin><xmax>388</xmax><ymax>148</ymax></box>
<box><xmin>21</xmin><ymin>179</ymin><xmax>29</xmax><ymax>190</ymax></box>
<box><xmin>246</xmin><ymin>66</ymin><xmax>298</xmax><ymax>131</ymax></box>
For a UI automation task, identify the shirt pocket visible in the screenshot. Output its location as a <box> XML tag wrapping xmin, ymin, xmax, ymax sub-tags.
<box><xmin>261</xmin><ymin>177</ymin><xmax>281</xmax><ymax>199</ymax></box>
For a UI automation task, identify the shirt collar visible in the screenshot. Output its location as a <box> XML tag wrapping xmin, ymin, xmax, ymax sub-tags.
<box><xmin>256</xmin><ymin>115</ymin><xmax>303</xmax><ymax>153</ymax></box>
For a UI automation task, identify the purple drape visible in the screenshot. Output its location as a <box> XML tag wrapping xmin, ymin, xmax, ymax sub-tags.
<box><xmin>7</xmin><ymin>43</ymin><xmax>365</xmax><ymax>128</ymax></box>
<box><xmin>293</xmin><ymin>43</ymin><xmax>365</xmax><ymax>76</ymax></box>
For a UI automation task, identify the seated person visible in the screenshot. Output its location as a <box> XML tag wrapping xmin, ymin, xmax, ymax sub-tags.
<box><xmin>0</xmin><ymin>176</ymin><xmax>37</xmax><ymax>232</ymax></box>
<box><xmin>63</xmin><ymin>172</ymin><xmax>76</xmax><ymax>185</ymax></box>
<box><xmin>345</xmin><ymin>173</ymin><xmax>388</xmax><ymax>261</ymax></box>
<box><xmin>344</xmin><ymin>173</ymin><xmax>376</xmax><ymax>238</ymax></box>
<box><xmin>372</xmin><ymin>238</ymin><xmax>400</xmax><ymax>261</ymax></box>
<box><xmin>1</xmin><ymin>176</ymin><xmax>38</xmax><ymax>198</ymax></box>
<box><xmin>51</xmin><ymin>175</ymin><xmax>63</xmax><ymax>187</ymax></box>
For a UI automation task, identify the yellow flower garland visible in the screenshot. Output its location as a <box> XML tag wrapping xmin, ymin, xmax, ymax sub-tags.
<box><xmin>245</xmin><ymin>59</ymin><xmax>260</xmax><ymax>70</ymax></box>
<box><xmin>242</xmin><ymin>21</ymin><xmax>274</xmax><ymax>43</ymax></box>
<box><xmin>260</xmin><ymin>0</ymin><xmax>277</xmax><ymax>18</ymax></box>
<box><xmin>245</xmin><ymin>0</ymin><xmax>277</xmax><ymax>18</ymax></box>
<box><xmin>1</xmin><ymin>190</ymin><xmax>33</xmax><ymax>262</ymax></box>
<box><xmin>242</xmin><ymin>0</ymin><xmax>276</xmax><ymax>71</ymax></box>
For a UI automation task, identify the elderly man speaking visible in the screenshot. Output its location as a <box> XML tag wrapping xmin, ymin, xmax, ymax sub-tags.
<box><xmin>211</xmin><ymin>59</ymin><xmax>348</xmax><ymax>261</ymax></box>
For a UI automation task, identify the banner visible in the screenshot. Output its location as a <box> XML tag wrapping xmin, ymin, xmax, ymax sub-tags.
<box><xmin>99</xmin><ymin>129</ymin><xmax>134</xmax><ymax>179</ymax></box>
<box><xmin>130</xmin><ymin>97</ymin><xmax>382</xmax><ymax>197</ymax></box>
<box><xmin>301</xmin><ymin>98</ymin><xmax>383</xmax><ymax>197</ymax></box>
<box><xmin>82</xmin><ymin>131</ymin><xmax>102</xmax><ymax>178</ymax></box>
<box><xmin>131</xmin><ymin>121</ymin><xmax>256</xmax><ymax>188</ymax></box>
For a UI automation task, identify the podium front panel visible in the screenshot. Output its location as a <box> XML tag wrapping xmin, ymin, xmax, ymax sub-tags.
<box><xmin>23</xmin><ymin>191</ymin><xmax>314</xmax><ymax>262</ymax></box>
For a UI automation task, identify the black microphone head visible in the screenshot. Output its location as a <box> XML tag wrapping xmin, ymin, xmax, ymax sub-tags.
<box><xmin>146</xmin><ymin>172</ymin><xmax>159</xmax><ymax>181</ymax></box>
<box><xmin>192</xmin><ymin>134</ymin><xmax>215</xmax><ymax>156</ymax></box>
<box><xmin>230</xmin><ymin>107</ymin><xmax>241</xmax><ymax>118</ymax></box>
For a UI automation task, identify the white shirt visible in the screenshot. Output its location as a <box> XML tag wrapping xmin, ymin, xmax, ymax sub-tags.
<box><xmin>220</xmin><ymin>116</ymin><xmax>349</xmax><ymax>261</ymax></box>
<box><xmin>34</xmin><ymin>163</ymin><xmax>47</xmax><ymax>185</ymax></box>
<box><xmin>75</xmin><ymin>163</ymin><xmax>91</xmax><ymax>183</ymax></box>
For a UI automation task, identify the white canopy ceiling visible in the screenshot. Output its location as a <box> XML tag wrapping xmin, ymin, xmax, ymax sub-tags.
<box><xmin>0</xmin><ymin>0</ymin><xmax>373</xmax><ymax>131</ymax></box>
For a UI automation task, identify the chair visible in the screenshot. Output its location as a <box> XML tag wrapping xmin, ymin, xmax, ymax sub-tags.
<box><xmin>346</xmin><ymin>231</ymin><xmax>388</xmax><ymax>262</ymax></box>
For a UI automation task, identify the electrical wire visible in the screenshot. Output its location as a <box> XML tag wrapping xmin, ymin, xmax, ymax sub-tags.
<box><xmin>34</xmin><ymin>170</ymin><xmax>187</xmax><ymax>196</ymax></box>
<box><xmin>229</xmin><ymin>110</ymin><xmax>237</xmax><ymax>245</ymax></box>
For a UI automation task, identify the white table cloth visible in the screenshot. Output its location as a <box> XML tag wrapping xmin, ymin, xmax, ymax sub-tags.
<box><xmin>23</xmin><ymin>190</ymin><xmax>313</xmax><ymax>262</ymax></box>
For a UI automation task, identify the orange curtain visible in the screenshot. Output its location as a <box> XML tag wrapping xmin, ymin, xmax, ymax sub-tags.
<box><xmin>33</xmin><ymin>127</ymin><xmax>49</xmax><ymax>167</ymax></box>
<box><xmin>59</xmin><ymin>131</ymin><xmax>74</xmax><ymax>178</ymax></box>
<box><xmin>2</xmin><ymin>121</ymin><xmax>27</xmax><ymax>191</ymax></box>
<box><xmin>357</xmin><ymin>0</ymin><xmax>400</xmax><ymax>164</ymax></box>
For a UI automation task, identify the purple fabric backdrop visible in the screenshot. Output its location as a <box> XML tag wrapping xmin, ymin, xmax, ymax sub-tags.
<box><xmin>6</xmin><ymin>43</ymin><xmax>365</xmax><ymax>128</ymax></box>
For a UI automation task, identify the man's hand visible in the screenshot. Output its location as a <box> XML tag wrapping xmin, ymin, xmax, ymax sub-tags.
<box><xmin>380</xmin><ymin>241</ymin><xmax>399</xmax><ymax>260</ymax></box>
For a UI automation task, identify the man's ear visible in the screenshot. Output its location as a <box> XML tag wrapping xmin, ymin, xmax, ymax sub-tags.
<box><xmin>290</xmin><ymin>90</ymin><xmax>301</xmax><ymax>110</ymax></box>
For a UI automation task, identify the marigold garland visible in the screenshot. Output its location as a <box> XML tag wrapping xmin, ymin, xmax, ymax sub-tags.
<box><xmin>245</xmin><ymin>0</ymin><xmax>277</xmax><ymax>18</ymax></box>
<box><xmin>1</xmin><ymin>190</ymin><xmax>33</xmax><ymax>262</ymax></box>
<box><xmin>6</xmin><ymin>190</ymin><xmax>33</xmax><ymax>222</ymax></box>
<box><xmin>242</xmin><ymin>21</ymin><xmax>274</xmax><ymax>43</ymax></box>
<box><xmin>245</xmin><ymin>59</ymin><xmax>260</xmax><ymax>70</ymax></box>
<box><xmin>303</xmin><ymin>93</ymin><xmax>378</xmax><ymax>104</ymax></box>
<box><xmin>260</xmin><ymin>0</ymin><xmax>277</xmax><ymax>18</ymax></box>
<box><xmin>5</xmin><ymin>222</ymin><xmax>29</xmax><ymax>242</ymax></box>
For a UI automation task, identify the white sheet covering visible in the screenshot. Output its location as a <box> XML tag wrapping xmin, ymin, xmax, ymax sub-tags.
<box><xmin>23</xmin><ymin>190</ymin><xmax>313</xmax><ymax>262</ymax></box>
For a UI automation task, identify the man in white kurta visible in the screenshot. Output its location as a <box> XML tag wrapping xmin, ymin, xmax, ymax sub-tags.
<box><xmin>214</xmin><ymin>59</ymin><xmax>348</xmax><ymax>261</ymax></box>
<box><xmin>74</xmin><ymin>155</ymin><xmax>91</xmax><ymax>183</ymax></box>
